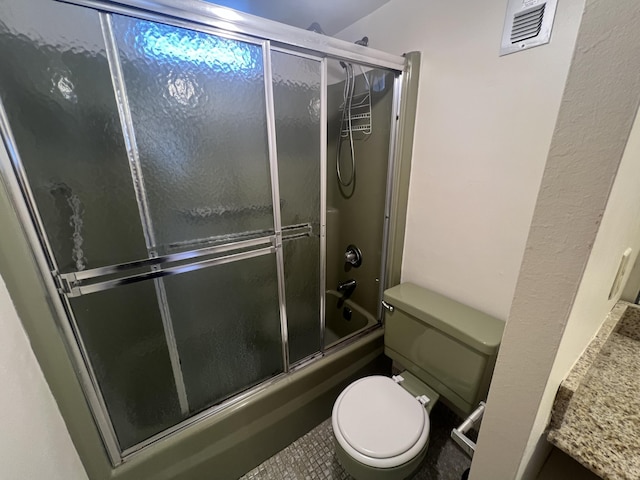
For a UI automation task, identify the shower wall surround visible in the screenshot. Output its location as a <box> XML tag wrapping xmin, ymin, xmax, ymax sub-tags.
<box><xmin>326</xmin><ymin>64</ymin><xmax>395</xmax><ymax>318</ymax></box>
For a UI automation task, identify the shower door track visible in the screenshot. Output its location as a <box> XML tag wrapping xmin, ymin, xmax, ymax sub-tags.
<box><xmin>56</xmin><ymin>0</ymin><xmax>406</xmax><ymax>71</ymax></box>
<box><xmin>0</xmin><ymin>0</ymin><xmax>409</xmax><ymax>468</ymax></box>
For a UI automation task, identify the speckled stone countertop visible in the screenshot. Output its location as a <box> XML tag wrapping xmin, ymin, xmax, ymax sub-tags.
<box><xmin>547</xmin><ymin>301</ymin><xmax>640</xmax><ymax>480</ymax></box>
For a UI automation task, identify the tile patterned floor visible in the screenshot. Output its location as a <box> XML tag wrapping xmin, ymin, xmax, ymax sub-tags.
<box><xmin>240</xmin><ymin>403</ymin><xmax>471</xmax><ymax>480</ymax></box>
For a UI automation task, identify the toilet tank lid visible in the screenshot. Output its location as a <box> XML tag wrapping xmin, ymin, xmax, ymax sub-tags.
<box><xmin>383</xmin><ymin>283</ymin><xmax>504</xmax><ymax>355</ymax></box>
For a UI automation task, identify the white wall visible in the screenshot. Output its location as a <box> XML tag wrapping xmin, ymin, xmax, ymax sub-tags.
<box><xmin>551</xmin><ymin>105</ymin><xmax>640</xmax><ymax>412</ymax></box>
<box><xmin>336</xmin><ymin>0</ymin><xmax>585</xmax><ymax>320</ymax></box>
<box><xmin>518</xmin><ymin>104</ymin><xmax>640</xmax><ymax>478</ymax></box>
<box><xmin>621</xmin><ymin>252</ymin><xmax>640</xmax><ymax>302</ymax></box>
<box><xmin>0</xmin><ymin>274</ymin><xmax>88</xmax><ymax>480</ymax></box>
<box><xmin>339</xmin><ymin>1</ymin><xmax>640</xmax><ymax>479</ymax></box>
<box><xmin>469</xmin><ymin>0</ymin><xmax>640</xmax><ymax>476</ymax></box>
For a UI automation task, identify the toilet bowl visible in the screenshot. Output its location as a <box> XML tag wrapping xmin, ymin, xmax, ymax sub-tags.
<box><xmin>332</xmin><ymin>376</ymin><xmax>430</xmax><ymax>480</ymax></box>
<box><xmin>331</xmin><ymin>283</ymin><xmax>505</xmax><ymax>480</ymax></box>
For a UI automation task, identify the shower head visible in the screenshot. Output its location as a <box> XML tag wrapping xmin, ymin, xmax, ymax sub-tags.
<box><xmin>307</xmin><ymin>23</ymin><xmax>368</xmax><ymax>69</ymax></box>
<box><xmin>307</xmin><ymin>22</ymin><xmax>325</xmax><ymax>34</ymax></box>
<box><xmin>340</xmin><ymin>37</ymin><xmax>369</xmax><ymax>69</ymax></box>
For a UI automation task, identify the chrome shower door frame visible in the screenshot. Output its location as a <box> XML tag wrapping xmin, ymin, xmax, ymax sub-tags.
<box><xmin>378</xmin><ymin>72</ymin><xmax>405</xmax><ymax>321</ymax></box>
<box><xmin>0</xmin><ymin>0</ymin><xmax>409</xmax><ymax>468</ymax></box>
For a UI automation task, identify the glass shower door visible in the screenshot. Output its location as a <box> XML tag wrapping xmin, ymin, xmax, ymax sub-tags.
<box><xmin>272</xmin><ymin>50</ymin><xmax>323</xmax><ymax>364</ymax></box>
<box><xmin>0</xmin><ymin>1</ymin><xmax>185</xmax><ymax>451</ymax></box>
<box><xmin>0</xmin><ymin>0</ymin><xmax>325</xmax><ymax>458</ymax></box>
<box><xmin>111</xmin><ymin>16</ymin><xmax>275</xmax><ymax>254</ymax></box>
<box><xmin>107</xmin><ymin>15</ymin><xmax>287</xmax><ymax>426</ymax></box>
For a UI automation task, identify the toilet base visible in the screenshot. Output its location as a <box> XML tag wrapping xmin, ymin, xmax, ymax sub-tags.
<box><xmin>334</xmin><ymin>436</ymin><xmax>429</xmax><ymax>480</ymax></box>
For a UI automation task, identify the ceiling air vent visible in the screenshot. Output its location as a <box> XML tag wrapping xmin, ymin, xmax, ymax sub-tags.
<box><xmin>500</xmin><ymin>0</ymin><xmax>558</xmax><ymax>56</ymax></box>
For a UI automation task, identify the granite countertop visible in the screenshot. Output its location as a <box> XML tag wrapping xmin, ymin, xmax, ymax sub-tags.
<box><xmin>547</xmin><ymin>301</ymin><xmax>640</xmax><ymax>480</ymax></box>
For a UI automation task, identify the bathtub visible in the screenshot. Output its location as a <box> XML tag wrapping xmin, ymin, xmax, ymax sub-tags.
<box><xmin>325</xmin><ymin>290</ymin><xmax>379</xmax><ymax>347</ymax></box>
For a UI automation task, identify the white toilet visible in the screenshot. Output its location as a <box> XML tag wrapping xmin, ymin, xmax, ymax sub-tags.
<box><xmin>332</xmin><ymin>283</ymin><xmax>504</xmax><ymax>480</ymax></box>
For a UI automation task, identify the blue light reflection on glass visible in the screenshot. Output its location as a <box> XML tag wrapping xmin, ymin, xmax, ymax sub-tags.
<box><xmin>131</xmin><ymin>20</ymin><xmax>261</xmax><ymax>74</ymax></box>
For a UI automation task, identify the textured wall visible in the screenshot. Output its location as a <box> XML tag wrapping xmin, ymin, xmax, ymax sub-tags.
<box><xmin>471</xmin><ymin>0</ymin><xmax>640</xmax><ymax>477</ymax></box>
<box><xmin>517</xmin><ymin>94</ymin><xmax>640</xmax><ymax>480</ymax></box>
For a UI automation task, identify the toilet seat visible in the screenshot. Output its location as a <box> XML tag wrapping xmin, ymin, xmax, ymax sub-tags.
<box><xmin>332</xmin><ymin>376</ymin><xmax>430</xmax><ymax>469</ymax></box>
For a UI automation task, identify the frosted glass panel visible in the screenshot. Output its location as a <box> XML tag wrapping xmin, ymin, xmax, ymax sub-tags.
<box><xmin>272</xmin><ymin>51</ymin><xmax>321</xmax><ymax>228</ymax></box>
<box><xmin>163</xmin><ymin>253</ymin><xmax>283</xmax><ymax>412</ymax></box>
<box><xmin>0</xmin><ymin>0</ymin><xmax>148</xmax><ymax>273</ymax></box>
<box><xmin>70</xmin><ymin>281</ymin><xmax>184</xmax><ymax>449</ymax></box>
<box><xmin>113</xmin><ymin>17</ymin><xmax>274</xmax><ymax>253</ymax></box>
<box><xmin>272</xmin><ymin>51</ymin><xmax>322</xmax><ymax>362</ymax></box>
<box><xmin>283</xmin><ymin>237</ymin><xmax>321</xmax><ymax>362</ymax></box>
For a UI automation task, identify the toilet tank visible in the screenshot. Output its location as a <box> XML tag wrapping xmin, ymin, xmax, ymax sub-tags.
<box><xmin>383</xmin><ymin>283</ymin><xmax>504</xmax><ymax>417</ymax></box>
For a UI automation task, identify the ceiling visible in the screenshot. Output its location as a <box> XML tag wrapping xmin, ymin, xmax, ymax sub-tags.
<box><xmin>205</xmin><ymin>0</ymin><xmax>391</xmax><ymax>36</ymax></box>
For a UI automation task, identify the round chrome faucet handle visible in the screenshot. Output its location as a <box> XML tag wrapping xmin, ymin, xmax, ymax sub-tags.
<box><xmin>344</xmin><ymin>244</ymin><xmax>363</xmax><ymax>268</ymax></box>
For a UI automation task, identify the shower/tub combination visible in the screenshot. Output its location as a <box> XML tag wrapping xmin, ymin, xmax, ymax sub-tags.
<box><xmin>0</xmin><ymin>0</ymin><xmax>413</xmax><ymax>474</ymax></box>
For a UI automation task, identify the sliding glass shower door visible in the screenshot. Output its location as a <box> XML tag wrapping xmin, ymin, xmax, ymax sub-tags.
<box><xmin>272</xmin><ymin>50</ymin><xmax>323</xmax><ymax>364</ymax></box>
<box><xmin>0</xmin><ymin>1</ymin><xmax>323</xmax><ymax>457</ymax></box>
<box><xmin>106</xmin><ymin>15</ymin><xmax>287</xmax><ymax>433</ymax></box>
<box><xmin>111</xmin><ymin>15</ymin><xmax>275</xmax><ymax>252</ymax></box>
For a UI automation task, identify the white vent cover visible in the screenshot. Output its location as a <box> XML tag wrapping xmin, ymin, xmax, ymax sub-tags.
<box><xmin>500</xmin><ymin>0</ymin><xmax>558</xmax><ymax>56</ymax></box>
